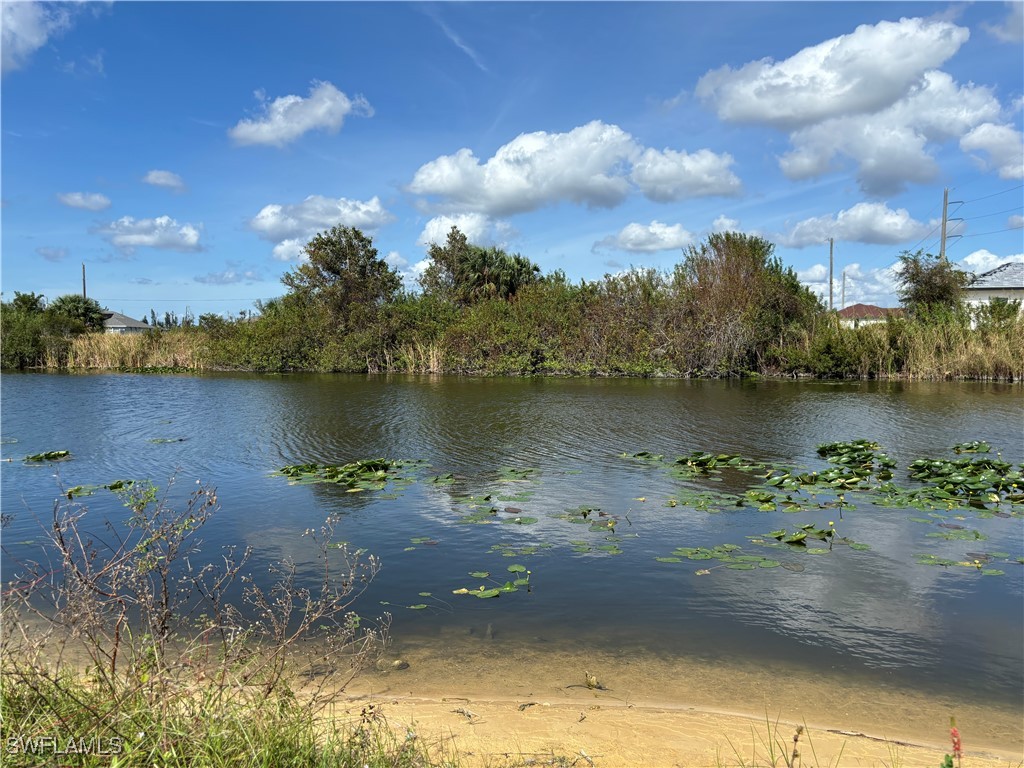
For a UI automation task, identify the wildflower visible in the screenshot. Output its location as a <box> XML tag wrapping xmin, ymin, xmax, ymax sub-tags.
<box><xmin>950</xmin><ymin>719</ymin><xmax>962</xmax><ymax>766</ymax></box>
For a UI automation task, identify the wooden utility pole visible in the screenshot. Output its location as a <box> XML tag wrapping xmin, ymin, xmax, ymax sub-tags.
<box><xmin>939</xmin><ymin>188</ymin><xmax>949</xmax><ymax>261</ymax></box>
<box><xmin>82</xmin><ymin>263</ymin><xmax>87</xmax><ymax>299</ymax></box>
<box><xmin>828</xmin><ymin>238</ymin><xmax>834</xmax><ymax>311</ymax></box>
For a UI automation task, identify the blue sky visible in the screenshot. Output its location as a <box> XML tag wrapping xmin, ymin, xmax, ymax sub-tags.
<box><xmin>2</xmin><ymin>1</ymin><xmax>1022</xmax><ymax>320</ymax></box>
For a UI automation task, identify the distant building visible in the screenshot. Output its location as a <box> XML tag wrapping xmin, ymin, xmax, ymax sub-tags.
<box><xmin>102</xmin><ymin>310</ymin><xmax>150</xmax><ymax>334</ymax></box>
<box><xmin>963</xmin><ymin>262</ymin><xmax>1024</xmax><ymax>314</ymax></box>
<box><xmin>836</xmin><ymin>303</ymin><xmax>904</xmax><ymax>328</ymax></box>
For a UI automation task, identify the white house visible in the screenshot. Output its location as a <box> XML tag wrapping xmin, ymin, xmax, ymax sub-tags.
<box><xmin>963</xmin><ymin>262</ymin><xmax>1024</xmax><ymax>315</ymax></box>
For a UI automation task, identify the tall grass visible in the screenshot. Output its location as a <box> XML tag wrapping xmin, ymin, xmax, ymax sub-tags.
<box><xmin>66</xmin><ymin>330</ymin><xmax>208</xmax><ymax>370</ymax></box>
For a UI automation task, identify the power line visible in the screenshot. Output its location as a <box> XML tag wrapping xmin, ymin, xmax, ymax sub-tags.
<box><xmin>960</xmin><ymin>184</ymin><xmax>1024</xmax><ymax>204</ymax></box>
<box><xmin>956</xmin><ymin>226</ymin><xmax>1024</xmax><ymax>240</ymax></box>
<box><xmin>960</xmin><ymin>206</ymin><xmax>1023</xmax><ymax>222</ymax></box>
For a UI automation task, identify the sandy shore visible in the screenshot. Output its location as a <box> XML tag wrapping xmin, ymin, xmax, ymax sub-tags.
<box><xmin>323</xmin><ymin>630</ymin><xmax>1023</xmax><ymax>767</ymax></box>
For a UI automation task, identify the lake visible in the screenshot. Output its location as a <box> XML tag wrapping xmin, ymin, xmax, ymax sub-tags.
<box><xmin>2</xmin><ymin>372</ymin><xmax>1021</xmax><ymax>745</ymax></box>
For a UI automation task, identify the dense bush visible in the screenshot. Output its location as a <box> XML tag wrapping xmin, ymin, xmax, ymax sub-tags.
<box><xmin>4</xmin><ymin>229</ymin><xmax>1021</xmax><ymax>380</ymax></box>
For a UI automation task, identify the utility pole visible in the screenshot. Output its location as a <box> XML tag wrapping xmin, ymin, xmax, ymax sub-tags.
<box><xmin>828</xmin><ymin>238</ymin><xmax>834</xmax><ymax>311</ymax></box>
<box><xmin>82</xmin><ymin>263</ymin><xmax>87</xmax><ymax>299</ymax></box>
<box><xmin>939</xmin><ymin>188</ymin><xmax>949</xmax><ymax>261</ymax></box>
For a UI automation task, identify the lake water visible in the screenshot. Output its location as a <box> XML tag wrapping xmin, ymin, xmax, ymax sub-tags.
<box><xmin>2</xmin><ymin>372</ymin><xmax>1022</xmax><ymax>742</ymax></box>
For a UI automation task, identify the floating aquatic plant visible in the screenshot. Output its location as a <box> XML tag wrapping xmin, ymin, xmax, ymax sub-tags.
<box><xmin>24</xmin><ymin>450</ymin><xmax>71</xmax><ymax>463</ymax></box>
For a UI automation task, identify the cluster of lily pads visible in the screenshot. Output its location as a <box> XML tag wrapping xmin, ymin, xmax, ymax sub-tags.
<box><xmin>274</xmin><ymin>458</ymin><xmax>426</xmax><ymax>496</ymax></box>
<box><xmin>452</xmin><ymin>564</ymin><xmax>532</xmax><ymax>599</ymax></box>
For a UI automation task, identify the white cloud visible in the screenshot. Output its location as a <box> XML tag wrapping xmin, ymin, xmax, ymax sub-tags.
<box><xmin>250</xmin><ymin>195</ymin><xmax>391</xmax><ymax>242</ymax></box>
<box><xmin>271</xmin><ymin>239</ymin><xmax>305</xmax><ymax>262</ymax></box>
<box><xmin>696</xmin><ymin>17</ymin><xmax>968</xmax><ymax>130</ymax></box>
<box><xmin>416</xmin><ymin>213</ymin><xmax>513</xmax><ymax>248</ymax></box>
<box><xmin>983</xmin><ymin>2</ymin><xmax>1024</xmax><ymax>43</ymax></box>
<box><xmin>1009</xmin><ymin>214</ymin><xmax>1024</xmax><ymax>230</ymax></box>
<box><xmin>249</xmin><ymin>195</ymin><xmax>393</xmax><ymax>260</ymax></box>
<box><xmin>143</xmin><ymin>169</ymin><xmax>186</xmax><ymax>191</ymax></box>
<box><xmin>959</xmin><ymin>123</ymin><xmax>1024</xmax><ymax>180</ymax></box>
<box><xmin>409</xmin><ymin>120</ymin><xmax>738</xmax><ymax>217</ymax></box>
<box><xmin>631</xmin><ymin>148</ymin><xmax>740</xmax><ymax>201</ymax></box>
<box><xmin>36</xmin><ymin>246</ymin><xmax>68</xmax><ymax>262</ymax></box>
<box><xmin>94</xmin><ymin>215</ymin><xmax>202</xmax><ymax>254</ymax></box>
<box><xmin>797</xmin><ymin>264</ymin><xmax>827</xmax><ymax>282</ymax></box>
<box><xmin>594</xmin><ymin>220</ymin><xmax>694</xmax><ymax>253</ymax></box>
<box><xmin>228</xmin><ymin>81</ymin><xmax>373</xmax><ymax>148</ymax></box>
<box><xmin>712</xmin><ymin>215</ymin><xmax>740</xmax><ymax>232</ymax></box>
<box><xmin>779</xmin><ymin>71</ymin><xmax>1001</xmax><ymax>195</ymax></box>
<box><xmin>58</xmin><ymin>191</ymin><xmax>111</xmax><ymax>211</ymax></box>
<box><xmin>410</xmin><ymin>121</ymin><xmax>637</xmax><ymax>216</ymax></box>
<box><xmin>695</xmin><ymin>17</ymin><xmax>1007</xmax><ymax>196</ymax></box>
<box><xmin>780</xmin><ymin>202</ymin><xmax>935</xmax><ymax>248</ymax></box>
<box><xmin>195</xmin><ymin>268</ymin><xmax>261</xmax><ymax>285</ymax></box>
<box><xmin>2</xmin><ymin>1</ymin><xmax>72</xmax><ymax>75</ymax></box>
<box><xmin>959</xmin><ymin>248</ymin><xmax>1024</xmax><ymax>275</ymax></box>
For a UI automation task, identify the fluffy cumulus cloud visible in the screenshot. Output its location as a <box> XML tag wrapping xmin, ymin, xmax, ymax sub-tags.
<box><xmin>195</xmin><ymin>268</ymin><xmax>261</xmax><ymax>285</ymax></box>
<box><xmin>93</xmin><ymin>215</ymin><xmax>202</xmax><ymax>255</ymax></box>
<box><xmin>58</xmin><ymin>191</ymin><xmax>111</xmax><ymax>211</ymax></box>
<box><xmin>594</xmin><ymin>220</ymin><xmax>694</xmax><ymax>253</ymax></box>
<box><xmin>229</xmin><ymin>81</ymin><xmax>372</xmax><ymax>148</ymax></box>
<box><xmin>958</xmin><ymin>248</ymin><xmax>1024</xmax><ymax>275</ymax></box>
<box><xmin>416</xmin><ymin>212</ymin><xmax>514</xmax><ymax>247</ymax></box>
<box><xmin>780</xmin><ymin>202</ymin><xmax>935</xmax><ymax>248</ymax></box>
<box><xmin>779</xmin><ymin>71</ymin><xmax>1001</xmax><ymax>195</ymax></box>
<box><xmin>695</xmin><ymin>17</ymin><xmax>968</xmax><ymax>130</ymax></box>
<box><xmin>959</xmin><ymin>123</ymin><xmax>1024</xmax><ymax>180</ymax></box>
<box><xmin>1010</xmin><ymin>214</ymin><xmax>1024</xmax><ymax>230</ymax></box>
<box><xmin>2</xmin><ymin>1</ymin><xmax>72</xmax><ymax>75</ymax></box>
<box><xmin>408</xmin><ymin>120</ymin><xmax>738</xmax><ymax>217</ymax></box>
<box><xmin>695</xmin><ymin>17</ymin><xmax>1017</xmax><ymax>195</ymax></box>
<box><xmin>249</xmin><ymin>195</ymin><xmax>393</xmax><ymax>261</ymax></box>
<box><xmin>631</xmin><ymin>148</ymin><xmax>740</xmax><ymax>201</ymax></box>
<box><xmin>36</xmin><ymin>246</ymin><xmax>68</xmax><ymax>262</ymax></box>
<box><xmin>143</xmin><ymin>169</ymin><xmax>186</xmax><ymax>191</ymax></box>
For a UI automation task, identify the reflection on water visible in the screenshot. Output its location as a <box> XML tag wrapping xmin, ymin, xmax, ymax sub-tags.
<box><xmin>2</xmin><ymin>372</ymin><xmax>1022</xmax><ymax>711</ymax></box>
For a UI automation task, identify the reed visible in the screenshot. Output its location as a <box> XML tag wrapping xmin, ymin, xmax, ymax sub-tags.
<box><xmin>66</xmin><ymin>331</ymin><xmax>208</xmax><ymax>371</ymax></box>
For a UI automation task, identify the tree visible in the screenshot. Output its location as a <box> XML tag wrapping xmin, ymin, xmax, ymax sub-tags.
<box><xmin>282</xmin><ymin>226</ymin><xmax>401</xmax><ymax>324</ymax></box>
<box><xmin>11</xmin><ymin>291</ymin><xmax>46</xmax><ymax>313</ymax></box>
<box><xmin>47</xmin><ymin>294</ymin><xmax>106</xmax><ymax>331</ymax></box>
<box><xmin>419</xmin><ymin>226</ymin><xmax>540</xmax><ymax>303</ymax></box>
<box><xmin>419</xmin><ymin>226</ymin><xmax>471</xmax><ymax>301</ymax></box>
<box><xmin>896</xmin><ymin>250</ymin><xmax>969</xmax><ymax>313</ymax></box>
<box><xmin>677</xmin><ymin>232</ymin><xmax>823</xmax><ymax>372</ymax></box>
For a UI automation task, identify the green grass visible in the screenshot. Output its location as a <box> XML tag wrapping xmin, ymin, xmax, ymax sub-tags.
<box><xmin>0</xmin><ymin>662</ymin><xmax>452</xmax><ymax>768</ymax></box>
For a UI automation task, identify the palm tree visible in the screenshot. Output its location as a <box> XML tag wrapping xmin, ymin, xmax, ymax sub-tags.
<box><xmin>47</xmin><ymin>294</ymin><xmax>106</xmax><ymax>331</ymax></box>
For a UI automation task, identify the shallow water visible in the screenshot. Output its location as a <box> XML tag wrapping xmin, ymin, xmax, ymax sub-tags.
<box><xmin>1</xmin><ymin>372</ymin><xmax>1021</xmax><ymax>717</ymax></box>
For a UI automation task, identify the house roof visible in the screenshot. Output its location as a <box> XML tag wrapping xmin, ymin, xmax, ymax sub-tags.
<box><xmin>837</xmin><ymin>303</ymin><xmax>903</xmax><ymax>319</ymax></box>
<box><xmin>967</xmin><ymin>261</ymin><xmax>1024</xmax><ymax>290</ymax></box>
<box><xmin>102</xmin><ymin>310</ymin><xmax>149</xmax><ymax>329</ymax></box>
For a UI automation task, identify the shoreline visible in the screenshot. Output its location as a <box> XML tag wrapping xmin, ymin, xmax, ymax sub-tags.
<box><xmin>335</xmin><ymin>633</ymin><xmax>1024</xmax><ymax>764</ymax></box>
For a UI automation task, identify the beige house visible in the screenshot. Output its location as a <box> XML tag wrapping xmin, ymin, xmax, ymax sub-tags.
<box><xmin>963</xmin><ymin>262</ymin><xmax>1024</xmax><ymax>314</ymax></box>
<box><xmin>836</xmin><ymin>303</ymin><xmax>904</xmax><ymax>328</ymax></box>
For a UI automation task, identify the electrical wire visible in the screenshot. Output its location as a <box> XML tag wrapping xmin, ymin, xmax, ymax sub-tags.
<box><xmin>959</xmin><ymin>184</ymin><xmax>1024</xmax><ymax>204</ymax></box>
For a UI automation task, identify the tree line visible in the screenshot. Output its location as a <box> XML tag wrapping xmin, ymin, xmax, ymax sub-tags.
<box><xmin>2</xmin><ymin>226</ymin><xmax>1020</xmax><ymax>379</ymax></box>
